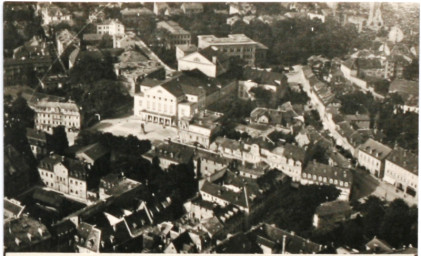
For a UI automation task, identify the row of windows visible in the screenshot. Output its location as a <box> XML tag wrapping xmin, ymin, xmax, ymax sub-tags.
<box><xmin>41</xmin><ymin>171</ymin><xmax>54</xmax><ymax>178</ymax></box>
<box><xmin>385</xmin><ymin>168</ymin><xmax>418</xmax><ymax>189</ymax></box>
<box><xmin>359</xmin><ymin>153</ymin><xmax>380</xmax><ymax>167</ymax></box>
<box><xmin>221</xmin><ymin>47</ymin><xmax>253</xmax><ymax>53</ymax></box>
<box><xmin>37</xmin><ymin>119</ymin><xmax>78</xmax><ymax>127</ymax></box>
<box><xmin>302</xmin><ymin>173</ymin><xmax>349</xmax><ymax>187</ymax></box>
<box><xmin>38</xmin><ymin>113</ymin><xmax>79</xmax><ymax>119</ymax></box>
<box><xmin>146</xmin><ymin>95</ymin><xmax>174</xmax><ymax>102</ymax></box>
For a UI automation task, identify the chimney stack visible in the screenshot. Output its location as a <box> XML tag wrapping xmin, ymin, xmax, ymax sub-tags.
<box><xmin>212</xmin><ymin>56</ymin><xmax>217</xmax><ymax>64</ymax></box>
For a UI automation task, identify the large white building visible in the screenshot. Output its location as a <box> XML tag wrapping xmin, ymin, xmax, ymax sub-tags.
<box><xmin>97</xmin><ymin>19</ymin><xmax>125</xmax><ymax>36</ymax></box>
<box><xmin>33</xmin><ymin>100</ymin><xmax>81</xmax><ymax>134</ymax></box>
<box><xmin>384</xmin><ymin>147</ymin><xmax>418</xmax><ymax>198</ymax></box>
<box><xmin>178</xmin><ymin>46</ymin><xmax>230</xmax><ymax>78</ymax></box>
<box><xmin>357</xmin><ymin>138</ymin><xmax>392</xmax><ymax>178</ymax></box>
<box><xmin>134</xmin><ymin>73</ymin><xmax>237</xmax><ymax>126</ymax></box>
<box><xmin>197</xmin><ymin>34</ymin><xmax>267</xmax><ymax>66</ymax></box>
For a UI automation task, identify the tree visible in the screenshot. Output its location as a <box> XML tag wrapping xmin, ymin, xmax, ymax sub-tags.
<box><xmin>379</xmin><ymin>199</ymin><xmax>414</xmax><ymax>248</ymax></box>
<box><xmin>69</xmin><ymin>50</ymin><xmax>116</xmax><ymax>84</ymax></box>
<box><xmin>50</xmin><ymin>126</ymin><xmax>69</xmax><ymax>155</ymax></box>
<box><xmin>403</xmin><ymin>58</ymin><xmax>419</xmax><ymax>81</ymax></box>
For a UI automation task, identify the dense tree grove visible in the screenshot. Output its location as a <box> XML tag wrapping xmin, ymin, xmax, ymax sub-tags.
<box><xmin>311</xmin><ymin>196</ymin><xmax>418</xmax><ymax>251</ymax></box>
<box><xmin>264</xmin><ymin>185</ymin><xmax>341</xmax><ymax>234</ymax></box>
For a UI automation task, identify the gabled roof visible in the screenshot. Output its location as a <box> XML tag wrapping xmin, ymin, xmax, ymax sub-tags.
<box><xmin>358</xmin><ymin>138</ymin><xmax>392</xmax><ymax>160</ymax></box>
<box><xmin>76</xmin><ymin>143</ymin><xmax>109</xmax><ymax>162</ymax></box>
<box><xmin>303</xmin><ymin>161</ymin><xmax>353</xmax><ymax>188</ymax></box>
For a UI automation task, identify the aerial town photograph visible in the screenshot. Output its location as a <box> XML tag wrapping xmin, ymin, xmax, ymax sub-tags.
<box><xmin>2</xmin><ymin>1</ymin><xmax>419</xmax><ymax>254</ymax></box>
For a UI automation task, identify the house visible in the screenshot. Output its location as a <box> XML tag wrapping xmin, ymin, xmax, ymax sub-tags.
<box><xmin>249</xmin><ymin>223</ymin><xmax>323</xmax><ymax>254</ymax></box>
<box><xmin>134</xmin><ymin>72</ymin><xmax>236</xmax><ymax>126</ymax></box>
<box><xmin>265</xmin><ymin>143</ymin><xmax>306</xmax><ymax>182</ymax></box>
<box><xmin>228</xmin><ymin>3</ymin><xmax>256</xmax><ymax>16</ymax></box>
<box><xmin>389</xmin><ymin>79</ymin><xmax>419</xmax><ymax>113</ymax></box>
<box><xmin>301</xmin><ymin>161</ymin><xmax>353</xmax><ymax>201</ymax></box>
<box><xmin>98</xmin><ymin>172</ymin><xmax>142</xmax><ymax>200</ymax></box>
<box><xmin>50</xmin><ymin>219</ymin><xmax>76</xmax><ymax>252</ymax></box>
<box><xmin>194</xmin><ymin>149</ymin><xmax>230</xmax><ymax>178</ymax></box>
<box><xmin>120</xmin><ymin>7</ymin><xmax>154</xmax><ymax>26</ymax></box>
<box><xmin>38</xmin><ymin>155</ymin><xmax>93</xmax><ymax>200</ymax></box>
<box><xmin>156</xmin><ymin>20</ymin><xmax>191</xmax><ymax>49</ymax></box>
<box><xmin>197</xmin><ymin>34</ymin><xmax>267</xmax><ymax>66</ymax></box>
<box><xmin>357</xmin><ymin>138</ymin><xmax>392</xmax><ymax>178</ymax></box>
<box><xmin>344</xmin><ymin>114</ymin><xmax>371</xmax><ymax>130</ymax></box>
<box><xmin>143</xmin><ymin>142</ymin><xmax>195</xmax><ymax>170</ymax></box>
<box><xmin>365</xmin><ymin>236</ymin><xmax>393</xmax><ymax>253</ymax></box>
<box><xmin>4</xmin><ymin>145</ymin><xmax>32</xmax><ymax>197</ymax></box>
<box><xmin>178</xmin><ymin>46</ymin><xmax>230</xmax><ymax>78</ymax></box>
<box><xmin>384</xmin><ymin>147</ymin><xmax>418</xmax><ymax>198</ymax></box>
<box><xmin>313</xmin><ymin>200</ymin><xmax>352</xmax><ymax>228</ymax></box>
<box><xmin>4</xmin><ymin>216</ymin><xmax>52</xmax><ymax>252</ymax></box>
<box><xmin>199</xmin><ymin>168</ymin><xmax>288</xmax><ymax>218</ymax></box>
<box><xmin>164</xmin><ymin>232</ymin><xmax>198</xmax><ymax>253</ymax></box>
<box><xmin>249</xmin><ymin>106</ymin><xmax>299</xmax><ymax>129</ymax></box>
<box><xmin>75</xmin><ymin>142</ymin><xmax>110</xmax><ymax>174</ymax></box>
<box><xmin>181</xmin><ymin>3</ymin><xmax>204</xmax><ymax>15</ymax></box>
<box><xmin>33</xmin><ymin>100</ymin><xmax>81</xmax><ymax>134</ymax></box>
<box><xmin>178</xmin><ymin>110</ymin><xmax>223</xmax><ymax>149</ymax></box>
<box><xmin>4</xmin><ymin>198</ymin><xmax>25</xmax><ymax>223</ymax></box>
<box><xmin>26</xmin><ymin>128</ymin><xmax>50</xmax><ymax>159</ymax></box>
<box><xmin>40</xmin><ymin>4</ymin><xmax>72</xmax><ymax>25</ymax></box>
<box><xmin>97</xmin><ymin>19</ymin><xmax>125</xmax><ymax>36</ymax></box>
<box><xmin>56</xmin><ymin>29</ymin><xmax>80</xmax><ymax>56</ymax></box>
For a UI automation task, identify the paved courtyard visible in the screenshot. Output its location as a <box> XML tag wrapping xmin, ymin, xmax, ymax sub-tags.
<box><xmin>90</xmin><ymin>115</ymin><xmax>179</xmax><ymax>143</ymax></box>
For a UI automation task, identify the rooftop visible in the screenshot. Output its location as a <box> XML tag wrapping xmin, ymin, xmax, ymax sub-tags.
<box><xmin>386</xmin><ymin>147</ymin><xmax>418</xmax><ymax>175</ymax></box>
<box><xmin>4</xmin><ymin>216</ymin><xmax>51</xmax><ymax>252</ymax></box>
<box><xmin>76</xmin><ymin>142</ymin><xmax>109</xmax><ymax>162</ymax></box>
<box><xmin>358</xmin><ymin>138</ymin><xmax>392</xmax><ymax>160</ymax></box>
<box><xmin>157</xmin><ymin>20</ymin><xmax>190</xmax><ymax>35</ymax></box>
<box><xmin>198</xmin><ymin>34</ymin><xmax>266</xmax><ymax>47</ymax></box>
<box><xmin>303</xmin><ymin>161</ymin><xmax>353</xmax><ymax>188</ymax></box>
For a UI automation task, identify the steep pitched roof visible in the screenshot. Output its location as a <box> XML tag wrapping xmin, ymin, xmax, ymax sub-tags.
<box><xmin>386</xmin><ymin>147</ymin><xmax>418</xmax><ymax>175</ymax></box>
<box><xmin>358</xmin><ymin>138</ymin><xmax>392</xmax><ymax>160</ymax></box>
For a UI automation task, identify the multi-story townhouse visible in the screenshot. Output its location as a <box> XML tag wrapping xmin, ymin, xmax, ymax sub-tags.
<box><xmin>194</xmin><ymin>149</ymin><xmax>230</xmax><ymax>178</ymax></box>
<box><xmin>384</xmin><ymin>147</ymin><xmax>418</xmax><ymax>198</ymax></box>
<box><xmin>181</xmin><ymin>3</ymin><xmax>204</xmax><ymax>15</ymax></box>
<box><xmin>301</xmin><ymin>161</ymin><xmax>353</xmax><ymax>201</ymax></box>
<box><xmin>357</xmin><ymin>138</ymin><xmax>392</xmax><ymax>178</ymax></box>
<box><xmin>156</xmin><ymin>21</ymin><xmax>191</xmax><ymax>49</ymax></box>
<box><xmin>33</xmin><ymin>100</ymin><xmax>81</xmax><ymax>134</ymax></box>
<box><xmin>143</xmin><ymin>142</ymin><xmax>195</xmax><ymax>170</ymax></box>
<box><xmin>38</xmin><ymin>154</ymin><xmax>89</xmax><ymax>200</ymax></box>
<box><xmin>97</xmin><ymin>19</ymin><xmax>125</xmax><ymax>36</ymax></box>
<box><xmin>197</xmin><ymin>34</ymin><xmax>267</xmax><ymax>66</ymax></box>
<box><xmin>265</xmin><ymin>144</ymin><xmax>305</xmax><ymax>182</ymax></box>
<box><xmin>178</xmin><ymin>110</ymin><xmax>222</xmax><ymax>148</ymax></box>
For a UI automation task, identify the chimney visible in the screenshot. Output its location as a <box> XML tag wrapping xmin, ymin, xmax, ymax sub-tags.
<box><xmin>212</xmin><ymin>56</ymin><xmax>217</xmax><ymax>64</ymax></box>
<box><xmin>282</xmin><ymin>235</ymin><xmax>287</xmax><ymax>254</ymax></box>
<box><xmin>27</xmin><ymin>233</ymin><xmax>32</xmax><ymax>242</ymax></box>
<box><xmin>15</xmin><ymin>237</ymin><xmax>21</xmax><ymax>246</ymax></box>
<box><xmin>38</xmin><ymin>228</ymin><xmax>43</xmax><ymax>237</ymax></box>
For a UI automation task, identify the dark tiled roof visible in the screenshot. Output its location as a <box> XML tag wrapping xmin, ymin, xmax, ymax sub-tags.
<box><xmin>4</xmin><ymin>199</ymin><xmax>25</xmax><ymax>217</ymax></box>
<box><xmin>76</xmin><ymin>143</ymin><xmax>109</xmax><ymax>162</ymax></box>
<box><xmin>33</xmin><ymin>189</ymin><xmax>65</xmax><ymax>209</ymax></box>
<box><xmin>63</xmin><ymin>158</ymin><xmax>87</xmax><ymax>180</ymax></box>
<box><xmin>386</xmin><ymin>147</ymin><xmax>418</xmax><ymax>175</ymax></box>
<box><xmin>358</xmin><ymin>138</ymin><xmax>392</xmax><ymax>160</ymax></box>
<box><xmin>251</xmin><ymin>223</ymin><xmax>323</xmax><ymax>254</ymax></box>
<box><xmin>146</xmin><ymin>142</ymin><xmax>195</xmax><ymax>164</ymax></box>
<box><xmin>303</xmin><ymin>162</ymin><xmax>353</xmax><ymax>188</ymax></box>
<box><xmin>38</xmin><ymin>154</ymin><xmax>63</xmax><ymax>171</ymax></box>
<box><xmin>26</xmin><ymin>128</ymin><xmax>47</xmax><ymax>142</ymax></box>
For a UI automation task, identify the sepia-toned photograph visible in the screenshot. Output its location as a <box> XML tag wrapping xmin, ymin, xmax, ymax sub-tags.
<box><xmin>3</xmin><ymin>1</ymin><xmax>419</xmax><ymax>254</ymax></box>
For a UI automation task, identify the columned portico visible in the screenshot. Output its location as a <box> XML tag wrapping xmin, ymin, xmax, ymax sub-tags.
<box><xmin>141</xmin><ymin>111</ymin><xmax>176</xmax><ymax>127</ymax></box>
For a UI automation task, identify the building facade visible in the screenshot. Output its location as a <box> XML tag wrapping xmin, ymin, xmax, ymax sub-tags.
<box><xmin>157</xmin><ymin>21</ymin><xmax>191</xmax><ymax>49</ymax></box>
<box><xmin>384</xmin><ymin>147</ymin><xmax>418</xmax><ymax>198</ymax></box>
<box><xmin>33</xmin><ymin>100</ymin><xmax>81</xmax><ymax>134</ymax></box>
<box><xmin>97</xmin><ymin>19</ymin><xmax>125</xmax><ymax>36</ymax></box>
<box><xmin>197</xmin><ymin>34</ymin><xmax>267</xmax><ymax>66</ymax></box>
<box><xmin>357</xmin><ymin>138</ymin><xmax>392</xmax><ymax>178</ymax></box>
